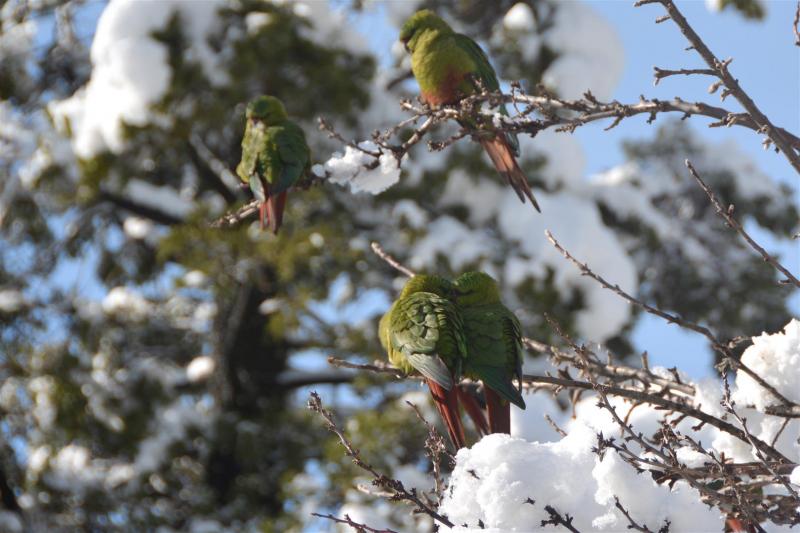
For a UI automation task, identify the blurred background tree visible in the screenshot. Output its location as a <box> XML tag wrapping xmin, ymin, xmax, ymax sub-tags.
<box><xmin>0</xmin><ymin>0</ymin><xmax>793</xmax><ymax>530</ymax></box>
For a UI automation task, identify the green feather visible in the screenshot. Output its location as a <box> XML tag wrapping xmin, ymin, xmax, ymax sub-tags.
<box><xmin>380</xmin><ymin>276</ymin><xmax>467</xmax><ymax>388</ymax></box>
<box><xmin>454</xmin><ymin>272</ymin><xmax>526</xmax><ymax>409</ymax></box>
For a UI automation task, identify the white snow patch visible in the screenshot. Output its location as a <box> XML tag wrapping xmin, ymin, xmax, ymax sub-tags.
<box><xmin>186</xmin><ymin>356</ymin><xmax>215</xmax><ymax>383</ymax></box>
<box><xmin>503</xmin><ymin>3</ymin><xmax>535</xmax><ymax>32</ymax></box>
<box><xmin>123</xmin><ymin>216</ymin><xmax>153</xmax><ymax>240</ymax></box>
<box><xmin>102</xmin><ymin>286</ymin><xmax>151</xmax><ymax>321</ymax></box>
<box><xmin>323</xmin><ymin>141</ymin><xmax>402</xmax><ymax>194</ymax></box>
<box><xmin>410</xmin><ymin>216</ymin><xmax>495</xmax><ymax>271</ymax></box>
<box><xmin>498</xmin><ymin>191</ymin><xmax>637</xmax><ymax>342</ymax></box>
<box><xmin>0</xmin><ymin>289</ymin><xmax>26</xmax><ymax>312</ymax></box>
<box><xmin>50</xmin><ymin>0</ymin><xmax>228</xmax><ymax>157</ymax></box>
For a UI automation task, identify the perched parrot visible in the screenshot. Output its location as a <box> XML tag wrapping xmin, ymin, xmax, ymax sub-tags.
<box><xmin>236</xmin><ymin>95</ymin><xmax>310</xmax><ymax>234</ymax></box>
<box><xmin>379</xmin><ymin>275</ymin><xmax>468</xmax><ymax>449</ymax></box>
<box><xmin>453</xmin><ymin>271</ymin><xmax>526</xmax><ymax>434</ymax></box>
<box><xmin>399</xmin><ymin>10</ymin><xmax>540</xmax><ymax>211</ymax></box>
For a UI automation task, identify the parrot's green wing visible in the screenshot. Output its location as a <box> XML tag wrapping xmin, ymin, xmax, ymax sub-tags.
<box><xmin>267</xmin><ymin>121</ymin><xmax>310</xmax><ymax>194</ymax></box>
<box><xmin>453</xmin><ymin>33</ymin><xmax>519</xmax><ymax>156</ymax></box>
<box><xmin>461</xmin><ymin>305</ymin><xmax>526</xmax><ymax>409</ymax></box>
<box><xmin>236</xmin><ymin>121</ymin><xmax>268</xmax><ymax>183</ymax></box>
<box><xmin>389</xmin><ymin>291</ymin><xmax>467</xmax><ymax>389</ymax></box>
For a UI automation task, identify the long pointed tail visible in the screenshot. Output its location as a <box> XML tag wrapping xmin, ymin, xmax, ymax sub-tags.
<box><xmin>485</xmin><ymin>388</ymin><xmax>511</xmax><ymax>434</ymax></box>
<box><xmin>426</xmin><ymin>378</ymin><xmax>466</xmax><ymax>450</ymax></box>
<box><xmin>457</xmin><ymin>385</ymin><xmax>489</xmax><ymax>436</ymax></box>
<box><xmin>264</xmin><ymin>191</ymin><xmax>288</xmax><ymax>234</ymax></box>
<box><xmin>480</xmin><ymin>138</ymin><xmax>540</xmax><ymax>212</ymax></box>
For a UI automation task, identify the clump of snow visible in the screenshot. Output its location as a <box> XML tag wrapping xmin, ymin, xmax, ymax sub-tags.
<box><xmin>319</xmin><ymin>142</ymin><xmax>402</xmax><ymax>194</ymax></box>
<box><xmin>183</xmin><ymin>270</ymin><xmax>207</xmax><ymax>288</ymax></box>
<box><xmin>186</xmin><ymin>356</ymin><xmax>215</xmax><ymax>383</ymax></box>
<box><xmin>443</xmin><ymin>426</ymin><xmax>724</xmax><ymax>531</ymax></box>
<box><xmin>50</xmin><ymin>0</ymin><xmax>228</xmax><ymax>158</ymax></box>
<box><xmin>438</xmin><ymin>169</ymin><xmax>506</xmax><ymax>225</ymax></box>
<box><xmin>135</xmin><ymin>398</ymin><xmax>209</xmax><ymax>473</ymax></box>
<box><xmin>733</xmin><ymin>319</ymin><xmax>800</xmax><ymax>410</ymax></box>
<box><xmin>498</xmin><ymin>191</ymin><xmax>637</xmax><ymax>342</ymax></box>
<box><xmin>392</xmin><ymin>199</ymin><xmax>429</xmax><ymax>229</ymax></box>
<box><xmin>124</xmin><ymin>179</ymin><xmax>193</xmax><ymax>219</ymax></box>
<box><xmin>410</xmin><ymin>216</ymin><xmax>496</xmax><ymax>271</ymax></box>
<box><xmin>102</xmin><ymin>286</ymin><xmax>151</xmax><ymax>321</ymax></box>
<box><xmin>258</xmin><ymin>298</ymin><xmax>283</xmax><ymax>315</ymax></box>
<box><xmin>503</xmin><ymin>3</ymin><xmax>535</xmax><ymax>32</ymax></box>
<box><xmin>28</xmin><ymin>376</ymin><xmax>57</xmax><ymax>430</ymax></box>
<box><xmin>541</xmin><ymin>1</ymin><xmax>624</xmax><ymax>100</ymax></box>
<box><xmin>0</xmin><ymin>289</ymin><xmax>26</xmax><ymax>313</ymax></box>
<box><xmin>519</xmin><ymin>128</ymin><xmax>586</xmax><ymax>188</ymax></box>
<box><xmin>122</xmin><ymin>216</ymin><xmax>153</xmax><ymax>240</ymax></box>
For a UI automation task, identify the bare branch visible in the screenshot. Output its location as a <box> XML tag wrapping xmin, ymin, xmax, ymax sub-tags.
<box><xmin>311</xmin><ymin>512</ymin><xmax>399</xmax><ymax>533</ymax></box>
<box><xmin>370</xmin><ymin>242</ymin><xmax>416</xmax><ymax>277</ymax></box>
<box><xmin>685</xmin><ymin>160</ymin><xmax>800</xmax><ymax>289</ymax></box>
<box><xmin>641</xmin><ymin>0</ymin><xmax>800</xmax><ymax>174</ymax></box>
<box><xmin>307</xmin><ymin>392</ymin><xmax>454</xmax><ymax>528</ymax></box>
<box><xmin>653</xmin><ymin>66</ymin><xmax>716</xmax><ymax>85</ymax></box>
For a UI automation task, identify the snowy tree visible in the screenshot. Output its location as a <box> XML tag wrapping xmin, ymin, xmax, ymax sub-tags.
<box><xmin>0</xmin><ymin>0</ymin><xmax>796</xmax><ymax>531</ymax></box>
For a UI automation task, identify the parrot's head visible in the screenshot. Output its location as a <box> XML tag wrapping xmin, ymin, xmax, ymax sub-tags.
<box><xmin>246</xmin><ymin>95</ymin><xmax>289</xmax><ymax>125</ymax></box>
<box><xmin>399</xmin><ymin>274</ymin><xmax>454</xmax><ymax>299</ymax></box>
<box><xmin>399</xmin><ymin>10</ymin><xmax>452</xmax><ymax>53</ymax></box>
<box><xmin>453</xmin><ymin>271</ymin><xmax>501</xmax><ymax>306</ymax></box>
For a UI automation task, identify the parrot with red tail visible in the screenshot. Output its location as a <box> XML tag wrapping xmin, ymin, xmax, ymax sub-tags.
<box><xmin>236</xmin><ymin>95</ymin><xmax>310</xmax><ymax>233</ymax></box>
<box><xmin>379</xmin><ymin>275</ymin><xmax>468</xmax><ymax>449</ymax></box>
<box><xmin>399</xmin><ymin>10</ymin><xmax>540</xmax><ymax>211</ymax></box>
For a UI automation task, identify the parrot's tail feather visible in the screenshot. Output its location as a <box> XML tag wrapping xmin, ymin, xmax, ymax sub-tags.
<box><xmin>426</xmin><ymin>378</ymin><xmax>466</xmax><ymax>450</ymax></box>
<box><xmin>480</xmin><ymin>138</ymin><xmax>541</xmax><ymax>212</ymax></box>
<box><xmin>259</xmin><ymin>202</ymin><xmax>268</xmax><ymax>230</ymax></box>
<box><xmin>725</xmin><ymin>517</ymin><xmax>750</xmax><ymax>532</ymax></box>
<box><xmin>265</xmin><ymin>191</ymin><xmax>288</xmax><ymax>235</ymax></box>
<box><xmin>457</xmin><ymin>385</ymin><xmax>489</xmax><ymax>436</ymax></box>
<box><xmin>485</xmin><ymin>388</ymin><xmax>511</xmax><ymax>434</ymax></box>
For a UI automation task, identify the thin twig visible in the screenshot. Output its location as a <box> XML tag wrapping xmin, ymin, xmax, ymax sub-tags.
<box><xmin>642</xmin><ymin>0</ymin><xmax>800</xmax><ymax>174</ymax></box>
<box><xmin>685</xmin><ymin>160</ymin><xmax>800</xmax><ymax>289</ymax></box>
<box><xmin>307</xmin><ymin>392</ymin><xmax>454</xmax><ymax>528</ymax></box>
<box><xmin>544</xmin><ymin>229</ymin><xmax>797</xmax><ymax>408</ymax></box>
<box><xmin>370</xmin><ymin>242</ymin><xmax>416</xmax><ymax>277</ymax></box>
<box><xmin>311</xmin><ymin>513</ymin><xmax>400</xmax><ymax>533</ymax></box>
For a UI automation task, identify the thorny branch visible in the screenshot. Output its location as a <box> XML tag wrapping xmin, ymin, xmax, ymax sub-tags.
<box><xmin>307</xmin><ymin>392</ymin><xmax>454</xmax><ymax>528</ymax></box>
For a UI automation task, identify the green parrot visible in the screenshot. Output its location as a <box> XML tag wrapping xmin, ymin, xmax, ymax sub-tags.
<box><xmin>236</xmin><ymin>95</ymin><xmax>310</xmax><ymax>234</ymax></box>
<box><xmin>399</xmin><ymin>10</ymin><xmax>540</xmax><ymax>212</ymax></box>
<box><xmin>453</xmin><ymin>271</ymin><xmax>526</xmax><ymax>435</ymax></box>
<box><xmin>379</xmin><ymin>275</ymin><xmax>468</xmax><ymax>449</ymax></box>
